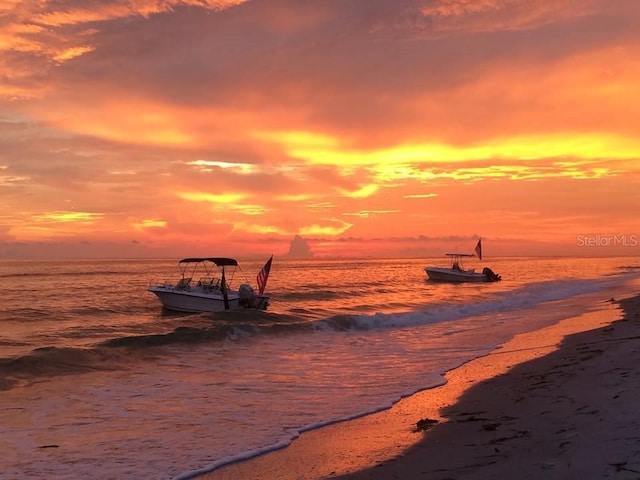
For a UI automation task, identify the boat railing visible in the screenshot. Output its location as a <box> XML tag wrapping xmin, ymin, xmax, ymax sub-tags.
<box><xmin>197</xmin><ymin>277</ymin><xmax>221</xmax><ymax>290</ymax></box>
<box><xmin>149</xmin><ymin>278</ymin><xmax>174</xmax><ymax>288</ymax></box>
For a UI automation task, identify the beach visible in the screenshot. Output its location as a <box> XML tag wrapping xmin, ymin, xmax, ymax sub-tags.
<box><xmin>203</xmin><ymin>292</ymin><xmax>640</xmax><ymax>480</ymax></box>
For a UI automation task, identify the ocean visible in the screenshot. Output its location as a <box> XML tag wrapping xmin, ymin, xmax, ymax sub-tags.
<box><xmin>1</xmin><ymin>256</ymin><xmax>639</xmax><ymax>479</ymax></box>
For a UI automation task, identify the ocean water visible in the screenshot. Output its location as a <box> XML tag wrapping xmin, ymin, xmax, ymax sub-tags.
<box><xmin>1</xmin><ymin>256</ymin><xmax>639</xmax><ymax>479</ymax></box>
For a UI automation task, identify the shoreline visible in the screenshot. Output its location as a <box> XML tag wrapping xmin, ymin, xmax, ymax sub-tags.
<box><xmin>198</xmin><ymin>290</ymin><xmax>640</xmax><ymax>480</ymax></box>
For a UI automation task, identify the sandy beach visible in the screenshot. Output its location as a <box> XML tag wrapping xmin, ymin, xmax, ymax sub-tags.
<box><xmin>203</xmin><ymin>292</ymin><xmax>640</xmax><ymax>480</ymax></box>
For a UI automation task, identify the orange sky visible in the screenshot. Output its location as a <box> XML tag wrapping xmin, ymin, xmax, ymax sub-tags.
<box><xmin>1</xmin><ymin>0</ymin><xmax>639</xmax><ymax>258</ymax></box>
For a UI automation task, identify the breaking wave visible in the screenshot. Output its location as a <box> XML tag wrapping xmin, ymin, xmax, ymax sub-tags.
<box><xmin>2</xmin><ymin>273</ymin><xmax>627</xmax><ymax>391</ymax></box>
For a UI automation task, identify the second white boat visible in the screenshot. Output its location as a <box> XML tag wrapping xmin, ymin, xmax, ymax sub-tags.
<box><xmin>425</xmin><ymin>239</ymin><xmax>501</xmax><ymax>283</ymax></box>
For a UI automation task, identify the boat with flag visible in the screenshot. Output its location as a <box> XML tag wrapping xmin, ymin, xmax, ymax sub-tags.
<box><xmin>148</xmin><ymin>256</ymin><xmax>272</xmax><ymax>313</ymax></box>
<box><xmin>425</xmin><ymin>239</ymin><xmax>501</xmax><ymax>283</ymax></box>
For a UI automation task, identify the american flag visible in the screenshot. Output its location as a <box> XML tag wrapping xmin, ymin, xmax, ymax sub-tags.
<box><xmin>257</xmin><ymin>255</ymin><xmax>273</xmax><ymax>295</ymax></box>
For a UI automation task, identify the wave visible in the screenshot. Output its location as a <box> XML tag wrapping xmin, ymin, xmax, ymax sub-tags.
<box><xmin>0</xmin><ymin>346</ymin><xmax>129</xmax><ymax>391</ymax></box>
<box><xmin>0</xmin><ymin>312</ymin><xmax>312</xmax><ymax>389</ymax></box>
<box><xmin>618</xmin><ymin>265</ymin><xmax>640</xmax><ymax>272</ymax></box>
<box><xmin>0</xmin><ymin>270</ymin><xmax>131</xmax><ymax>279</ymax></box>
<box><xmin>2</xmin><ymin>304</ymin><xmax>152</xmax><ymax>323</ymax></box>
<box><xmin>0</xmin><ymin>273</ymin><xmax>630</xmax><ymax>391</ymax></box>
<box><xmin>315</xmin><ymin>274</ymin><xmax>631</xmax><ymax>331</ymax></box>
<box><xmin>276</xmin><ymin>289</ymin><xmax>354</xmax><ymax>302</ymax></box>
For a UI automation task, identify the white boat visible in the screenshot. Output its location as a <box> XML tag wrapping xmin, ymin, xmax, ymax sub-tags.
<box><xmin>425</xmin><ymin>239</ymin><xmax>501</xmax><ymax>283</ymax></box>
<box><xmin>148</xmin><ymin>256</ymin><xmax>272</xmax><ymax>313</ymax></box>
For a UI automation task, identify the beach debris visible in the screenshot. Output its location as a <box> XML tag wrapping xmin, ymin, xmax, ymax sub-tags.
<box><xmin>38</xmin><ymin>444</ymin><xmax>59</xmax><ymax>449</ymax></box>
<box><xmin>610</xmin><ymin>461</ymin><xmax>640</xmax><ymax>474</ymax></box>
<box><xmin>415</xmin><ymin>417</ymin><xmax>439</xmax><ymax>432</ymax></box>
<box><xmin>459</xmin><ymin>414</ymin><xmax>488</xmax><ymax>422</ymax></box>
<box><xmin>482</xmin><ymin>422</ymin><xmax>501</xmax><ymax>431</ymax></box>
<box><xmin>489</xmin><ymin>430</ymin><xmax>530</xmax><ymax>444</ymax></box>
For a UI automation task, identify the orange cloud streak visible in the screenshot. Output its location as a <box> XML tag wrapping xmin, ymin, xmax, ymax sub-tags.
<box><xmin>1</xmin><ymin>0</ymin><xmax>639</xmax><ymax>257</ymax></box>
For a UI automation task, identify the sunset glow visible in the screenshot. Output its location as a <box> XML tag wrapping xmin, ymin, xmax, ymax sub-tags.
<box><xmin>1</xmin><ymin>0</ymin><xmax>639</xmax><ymax>258</ymax></box>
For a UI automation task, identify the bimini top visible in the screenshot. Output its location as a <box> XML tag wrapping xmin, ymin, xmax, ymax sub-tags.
<box><xmin>179</xmin><ymin>257</ymin><xmax>239</xmax><ymax>267</ymax></box>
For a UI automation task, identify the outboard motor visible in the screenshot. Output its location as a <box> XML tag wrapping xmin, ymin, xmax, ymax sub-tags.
<box><xmin>482</xmin><ymin>267</ymin><xmax>501</xmax><ymax>282</ymax></box>
<box><xmin>238</xmin><ymin>284</ymin><xmax>258</xmax><ymax>308</ymax></box>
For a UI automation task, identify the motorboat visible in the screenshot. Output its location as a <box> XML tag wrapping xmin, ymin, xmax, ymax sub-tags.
<box><xmin>425</xmin><ymin>239</ymin><xmax>501</xmax><ymax>283</ymax></box>
<box><xmin>148</xmin><ymin>256</ymin><xmax>272</xmax><ymax>313</ymax></box>
<box><xmin>425</xmin><ymin>256</ymin><xmax>501</xmax><ymax>283</ymax></box>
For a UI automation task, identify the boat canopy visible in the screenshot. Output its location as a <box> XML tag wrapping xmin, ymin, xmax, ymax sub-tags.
<box><xmin>179</xmin><ymin>257</ymin><xmax>239</xmax><ymax>267</ymax></box>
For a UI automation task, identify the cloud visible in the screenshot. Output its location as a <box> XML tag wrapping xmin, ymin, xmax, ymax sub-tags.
<box><xmin>1</xmin><ymin>0</ymin><xmax>639</xmax><ymax>257</ymax></box>
<box><xmin>418</xmin><ymin>0</ymin><xmax>607</xmax><ymax>34</ymax></box>
<box><xmin>286</xmin><ymin>234</ymin><xmax>314</xmax><ymax>258</ymax></box>
<box><xmin>6</xmin><ymin>0</ymin><xmax>640</xmax><ymax>146</ymax></box>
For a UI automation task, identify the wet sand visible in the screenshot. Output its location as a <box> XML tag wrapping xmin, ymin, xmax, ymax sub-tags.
<box><xmin>201</xmin><ymin>293</ymin><xmax>640</xmax><ymax>480</ymax></box>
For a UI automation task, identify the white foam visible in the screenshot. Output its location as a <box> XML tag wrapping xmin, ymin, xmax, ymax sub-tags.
<box><xmin>350</xmin><ymin>274</ymin><xmax>631</xmax><ymax>331</ymax></box>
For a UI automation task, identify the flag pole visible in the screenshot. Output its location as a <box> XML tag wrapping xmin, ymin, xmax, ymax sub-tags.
<box><xmin>221</xmin><ymin>267</ymin><xmax>229</xmax><ymax>310</ymax></box>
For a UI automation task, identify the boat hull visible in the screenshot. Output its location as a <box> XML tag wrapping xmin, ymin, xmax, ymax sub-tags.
<box><xmin>425</xmin><ymin>267</ymin><xmax>491</xmax><ymax>283</ymax></box>
<box><xmin>148</xmin><ymin>286</ymin><xmax>269</xmax><ymax>313</ymax></box>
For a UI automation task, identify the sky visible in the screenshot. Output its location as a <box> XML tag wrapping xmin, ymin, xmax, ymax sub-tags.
<box><xmin>1</xmin><ymin>0</ymin><xmax>639</xmax><ymax>259</ymax></box>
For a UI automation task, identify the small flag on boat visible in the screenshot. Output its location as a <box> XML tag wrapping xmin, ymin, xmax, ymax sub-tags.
<box><xmin>257</xmin><ymin>255</ymin><xmax>273</xmax><ymax>295</ymax></box>
<box><xmin>474</xmin><ymin>238</ymin><xmax>482</xmax><ymax>260</ymax></box>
